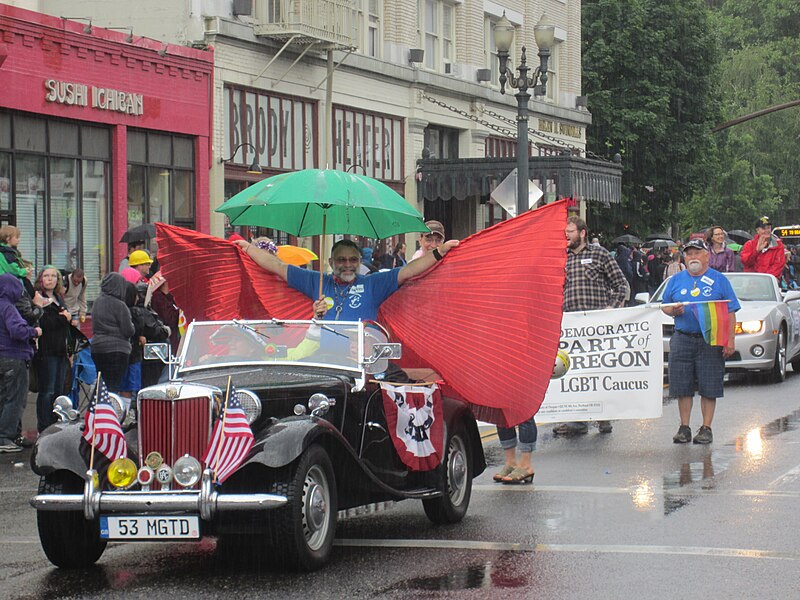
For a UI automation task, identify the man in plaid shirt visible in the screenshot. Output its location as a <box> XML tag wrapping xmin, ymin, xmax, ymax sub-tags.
<box><xmin>554</xmin><ymin>216</ymin><xmax>630</xmax><ymax>436</ymax></box>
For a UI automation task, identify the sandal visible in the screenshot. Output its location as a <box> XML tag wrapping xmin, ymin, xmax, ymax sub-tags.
<box><xmin>493</xmin><ymin>464</ymin><xmax>516</xmax><ymax>482</ymax></box>
<box><xmin>501</xmin><ymin>467</ymin><xmax>535</xmax><ymax>485</ymax></box>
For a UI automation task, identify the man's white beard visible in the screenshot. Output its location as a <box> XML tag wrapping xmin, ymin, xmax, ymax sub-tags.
<box><xmin>338</xmin><ymin>271</ymin><xmax>357</xmax><ymax>282</ymax></box>
<box><xmin>687</xmin><ymin>260</ymin><xmax>703</xmax><ymax>274</ymax></box>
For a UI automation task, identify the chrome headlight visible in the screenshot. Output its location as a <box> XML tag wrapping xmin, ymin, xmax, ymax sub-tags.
<box><xmin>105</xmin><ymin>391</ymin><xmax>130</xmax><ymax>422</ymax></box>
<box><xmin>173</xmin><ymin>455</ymin><xmax>202</xmax><ymax>488</ymax></box>
<box><xmin>234</xmin><ymin>389</ymin><xmax>261</xmax><ymax>424</ymax></box>
<box><xmin>736</xmin><ymin>320</ymin><xmax>764</xmax><ymax>335</ymax></box>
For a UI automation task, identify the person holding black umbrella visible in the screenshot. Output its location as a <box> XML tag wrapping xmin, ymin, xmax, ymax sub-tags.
<box><xmin>118</xmin><ymin>241</ymin><xmax>150</xmax><ymax>272</ymax></box>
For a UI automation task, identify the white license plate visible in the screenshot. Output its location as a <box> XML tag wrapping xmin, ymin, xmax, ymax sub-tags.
<box><xmin>100</xmin><ymin>516</ymin><xmax>200</xmax><ymax>540</ymax></box>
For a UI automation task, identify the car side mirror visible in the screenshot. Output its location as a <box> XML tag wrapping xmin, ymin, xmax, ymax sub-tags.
<box><xmin>144</xmin><ymin>342</ymin><xmax>170</xmax><ymax>364</ymax></box>
<box><xmin>364</xmin><ymin>343</ymin><xmax>402</xmax><ymax>363</ymax></box>
<box><xmin>362</xmin><ymin>343</ymin><xmax>401</xmax><ymax>375</ymax></box>
<box><xmin>634</xmin><ymin>292</ymin><xmax>651</xmax><ymax>304</ymax></box>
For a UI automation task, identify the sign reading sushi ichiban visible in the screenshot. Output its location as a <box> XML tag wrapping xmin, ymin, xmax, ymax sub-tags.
<box><xmin>44</xmin><ymin>78</ymin><xmax>144</xmax><ymax>116</ymax></box>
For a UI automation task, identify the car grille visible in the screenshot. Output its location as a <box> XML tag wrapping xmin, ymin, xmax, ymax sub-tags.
<box><xmin>138</xmin><ymin>397</ymin><xmax>212</xmax><ymax>467</ymax></box>
<box><xmin>663</xmin><ymin>323</ymin><xmax>674</xmax><ymax>336</ymax></box>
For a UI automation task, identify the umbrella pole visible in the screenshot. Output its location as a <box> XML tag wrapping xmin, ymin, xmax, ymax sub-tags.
<box><xmin>318</xmin><ymin>212</ymin><xmax>326</xmax><ymax>300</ymax></box>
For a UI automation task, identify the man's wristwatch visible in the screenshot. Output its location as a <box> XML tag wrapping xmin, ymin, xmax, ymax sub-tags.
<box><xmin>432</xmin><ymin>248</ymin><xmax>444</xmax><ymax>261</ymax></box>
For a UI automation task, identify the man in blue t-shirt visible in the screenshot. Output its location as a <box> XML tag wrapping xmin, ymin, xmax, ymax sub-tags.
<box><xmin>661</xmin><ymin>239</ymin><xmax>740</xmax><ymax>445</ymax></box>
<box><xmin>233</xmin><ymin>237</ymin><xmax>458</xmax><ymax>322</ymax></box>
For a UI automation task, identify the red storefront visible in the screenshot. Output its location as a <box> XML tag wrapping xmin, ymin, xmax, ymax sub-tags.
<box><xmin>0</xmin><ymin>5</ymin><xmax>212</xmax><ymax>302</ymax></box>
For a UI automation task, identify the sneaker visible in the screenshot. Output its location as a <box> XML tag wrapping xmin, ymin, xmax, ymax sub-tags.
<box><xmin>15</xmin><ymin>435</ymin><xmax>34</xmax><ymax>448</ymax></box>
<box><xmin>553</xmin><ymin>422</ymin><xmax>589</xmax><ymax>436</ymax></box>
<box><xmin>672</xmin><ymin>425</ymin><xmax>692</xmax><ymax>444</ymax></box>
<box><xmin>693</xmin><ymin>425</ymin><xmax>713</xmax><ymax>444</ymax></box>
<box><xmin>598</xmin><ymin>420</ymin><xmax>613</xmax><ymax>434</ymax></box>
<box><xmin>0</xmin><ymin>442</ymin><xmax>22</xmax><ymax>453</ymax></box>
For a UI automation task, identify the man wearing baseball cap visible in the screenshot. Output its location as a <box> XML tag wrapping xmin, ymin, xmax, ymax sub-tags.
<box><xmin>411</xmin><ymin>220</ymin><xmax>445</xmax><ymax>260</ymax></box>
<box><xmin>661</xmin><ymin>239</ymin><xmax>740</xmax><ymax>444</ymax></box>
<box><xmin>740</xmin><ymin>216</ymin><xmax>786</xmax><ymax>280</ymax></box>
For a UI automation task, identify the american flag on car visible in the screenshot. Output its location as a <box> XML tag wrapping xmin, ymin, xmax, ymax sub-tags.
<box><xmin>201</xmin><ymin>389</ymin><xmax>254</xmax><ymax>483</ymax></box>
<box><xmin>82</xmin><ymin>375</ymin><xmax>127</xmax><ymax>461</ymax></box>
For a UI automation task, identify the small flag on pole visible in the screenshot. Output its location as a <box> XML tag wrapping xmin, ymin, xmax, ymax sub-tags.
<box><xmin>201</xmin><ymin>388</ymin><xmax>255</xmax><ymax>483</ymax></box>
<box><xmin>82</xmin><ymin>376</ymin><xmax>127</xmax><ymax>461</ymax></box>
<box><xmin>688</xmin><ymin>300</ymin><xmax>731</xmax><ymax>347</ymax></box>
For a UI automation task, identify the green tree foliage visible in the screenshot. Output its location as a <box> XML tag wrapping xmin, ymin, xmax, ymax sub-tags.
<box><xmin>583</xmin><ymin>0</ymin><xmax>720</xmax><ymax>238</ymax></box>
<box><xmin>695</xmin><ymin>0</ymin><xmax>800</xmax><ymax>230</ymax></box>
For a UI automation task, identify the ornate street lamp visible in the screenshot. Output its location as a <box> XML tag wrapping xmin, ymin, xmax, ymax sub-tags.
<box><xmin>494</xmin><ymin>13</ymin><xmax>555</xmax><ymax>216</ymax></box>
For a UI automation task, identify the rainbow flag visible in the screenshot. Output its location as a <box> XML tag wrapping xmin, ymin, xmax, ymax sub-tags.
<box><xmin>688</xmin><ymin>301</ymin><xmax>731</xmax><ymax>347</ymax></box>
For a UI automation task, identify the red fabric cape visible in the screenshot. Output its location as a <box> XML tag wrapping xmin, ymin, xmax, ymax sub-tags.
<box><xmin>156</xmin><ymin>200</ymin><xmax>566</xmax><ymax>427</ymax></box>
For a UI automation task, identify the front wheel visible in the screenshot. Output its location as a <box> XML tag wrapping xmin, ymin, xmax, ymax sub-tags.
<box><xmin>768</xmin><ymin>327</ymin><xmax>787</xmax><ymax>383</ymax></box>
<box><xmin>37</xmin><ymin>473</ymin><xmax>107</xmax><ymax>568</ymax></box>
<box><xmin>422</xmin><ymin>423</ymin><xmax>472</xmax><ymax>524</ymax></box>
<box><xmin>269</xmin><ymin>445</ymin><xmax>337</xmax><ymax>571</ymax></box>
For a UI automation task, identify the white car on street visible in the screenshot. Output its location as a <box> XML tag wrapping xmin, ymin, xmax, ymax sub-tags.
<box><xmin>640</xmin><ymin>273</ymin><xmax>800</xmax><ymax>383</ymax></box>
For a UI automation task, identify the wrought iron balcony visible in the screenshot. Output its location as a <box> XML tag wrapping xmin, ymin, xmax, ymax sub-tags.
<box><xmin>254</xmin><ymin>0</ymin><xmax>354</xmax><ymax>48</ymax></box>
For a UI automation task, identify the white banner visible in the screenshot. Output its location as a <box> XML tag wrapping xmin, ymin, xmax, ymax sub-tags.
<box><xmin>537</xmin><ymin>305</ymin><xmax>664</xmax><ymax>424</ymax></box>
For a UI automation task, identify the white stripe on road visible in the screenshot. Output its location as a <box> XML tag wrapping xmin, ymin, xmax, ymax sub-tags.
<box><xmin>334</xmin><ymin>538</ymin><xmax>800</xmax><ymax>560</ymax></box>
<box><xmin>473</xmin><ymin>483</ymin><xmax>800</xmax><ymax>498</ymax></box>
<box><xmin>769</xmin><ymin>463</ymin><xmax>800</xmax><ymax>488</ymax></box>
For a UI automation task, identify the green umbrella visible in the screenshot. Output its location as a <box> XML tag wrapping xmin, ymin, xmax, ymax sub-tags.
<box><xmin>216</xmin><ymin>169</ymin><xmax>430</xmax><ymax>297</ymax></box>
<box><xmin>216</xmin><ymin>169</ymin><xmax>428</xmax><ymax>238</ymax></box>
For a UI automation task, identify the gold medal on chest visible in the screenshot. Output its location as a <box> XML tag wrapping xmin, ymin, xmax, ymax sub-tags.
<box><xmin>690</xmin><ymin>287</ymin><xmax>700</xmax><ymax>297</ymax></box>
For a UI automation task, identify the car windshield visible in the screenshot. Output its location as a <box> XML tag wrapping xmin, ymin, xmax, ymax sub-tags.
<box><xmin>650</xmin><ymin>274</ymin><xmax>777</xmax><ymax>303</ymax></box>
<box><xmin>178</xmin><ymin>320</ymin><xmax>371</xmax><ymax>373</ymax></box>
<box><xmin>727</xmin><ymin>275</ymin><xmax>778</xmax><ymax>302</ymax></box>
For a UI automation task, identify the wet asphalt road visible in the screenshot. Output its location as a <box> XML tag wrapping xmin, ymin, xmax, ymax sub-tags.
<box><xmin>2</xmin><ymin>373</ymin><xmax>800</xmax><ymax>599</ymax></box>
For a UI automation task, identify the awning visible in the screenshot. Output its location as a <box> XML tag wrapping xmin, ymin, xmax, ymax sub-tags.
<box><xmin>418</xmin><ymin>155</ymin><xmax>623</xmax><ymax>206</ymax></box>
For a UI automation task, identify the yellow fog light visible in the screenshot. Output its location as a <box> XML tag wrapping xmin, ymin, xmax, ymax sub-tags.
<box><xmin>173</xmin><ymin>455</ymin><xmax>202</xmax><ymax>488</ymax></box>
<box><xmin>108</xmin><ymin>458</ymin><xmax>138</xmax><ymax>489</ymax></box>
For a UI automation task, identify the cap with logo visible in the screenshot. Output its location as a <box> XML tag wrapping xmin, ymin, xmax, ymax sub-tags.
<box><xmin>755</xmin><ymin>216</ymin><xmax>772</xmax><ymax>229</ymax></box>
<box><xmin>683</xmin><ymin>239</ymin><xmax>708</xmax><ymax>251</ymax></box>
<box><xmin>425</xmin><ymin>220</ymin><xmax>445</xmax><ymax>239</ymax></box>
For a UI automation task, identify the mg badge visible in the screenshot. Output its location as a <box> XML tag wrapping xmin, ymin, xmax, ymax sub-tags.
<box><xmin>156</xmin><ymin>465</ymin><xmax>173</xmax><ymax>486</ymax></box>
<box><xmin>166</xmin><ymin>386</ymin><xmax>179</xmax><ymax>399</ymax></box>
<box><xmin>145</xmin><ymin>451</ymin><xmax>163</xmax><ymax>470</ymax></box>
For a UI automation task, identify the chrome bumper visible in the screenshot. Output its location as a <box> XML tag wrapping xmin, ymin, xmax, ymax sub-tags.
<box><xmin>30</xmin><ymin>469</ymin><xmax>287</xmax><ymax>521</ymax></box>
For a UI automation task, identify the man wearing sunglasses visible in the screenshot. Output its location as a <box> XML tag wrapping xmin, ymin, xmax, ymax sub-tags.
<box><xmin>411</xmin><ymin>220</ymin><xmax>446</xmax><ymax>260</ymax></box>
<box><xmin>235</xmin><ymin>230</ymin><xmax>457</xmax><ymax>322</ymax></box>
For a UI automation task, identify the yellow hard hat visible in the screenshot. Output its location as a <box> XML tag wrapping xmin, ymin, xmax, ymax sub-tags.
<box><xmin>128</xmin><ymin>250</ymin><xmax>153</xmax><ymax>267</ymax></box>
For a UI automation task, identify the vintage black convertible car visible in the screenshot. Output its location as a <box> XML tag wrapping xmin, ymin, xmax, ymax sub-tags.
<box><xmin>30</xmin><ymin>319</ymin><xmax>485</xmax><ymax>570</ymax></box>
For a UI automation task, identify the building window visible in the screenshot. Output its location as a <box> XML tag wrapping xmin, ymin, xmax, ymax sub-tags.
<box><xmin>126</xmin><ymin>130</ymin><xmax>195</xmax><ymax>233</ymax></box>
<box><xmin>544</xmin><ymin>43</ymin><xmax>559</xmax><ymax>103</ymax></box>
<box><xmin>420</xmin><ymin>0</ymin><xmax>455</xmax><ymax>72</ymax></box>
<box><xmin>424</xmin><ymin>125</ymin><xmax>459</xmax><ymax>159</ymax></box>
<box><xmin>354</xmin><ymin>0</ymin><xmax>381</xmax><ymax>58</ymax></box>
<box><xmin>485</xmin><ymin>136</ymin><xmax>532</xmax><ymax>158</ymax></box>
<box><xmin>0</xmin><ymin>111</ymin><xmax>110</xmax><ymax>304</ymax></box>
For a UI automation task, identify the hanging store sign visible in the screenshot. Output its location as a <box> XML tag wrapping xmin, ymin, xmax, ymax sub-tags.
<box><xmin>333</xmin><ymin>105</ymin><xmax>403</xmax><ymax>182</ymax></box>
<box><xmin>44</xmin><ymin>79</ymin><xmax>144</xmax><ymax>116</ymax></box>
<box><xmin>224</xmin><ymin>86</ymin><xmax>316</xmax><ymax>172</ymax></box>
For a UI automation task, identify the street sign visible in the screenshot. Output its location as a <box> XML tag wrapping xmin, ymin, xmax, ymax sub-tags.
<box><xmin>490</xmin><ymin>168</ymin><xmax>543</xmax><ymax>217</ymax></box>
